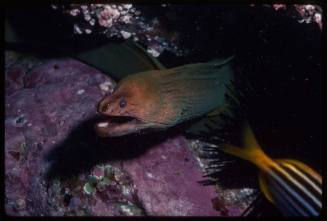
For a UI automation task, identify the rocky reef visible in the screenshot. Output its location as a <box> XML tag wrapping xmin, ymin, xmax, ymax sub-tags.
<box><xmin>4</xmin><ymin>3</ymin><xmax>322</xmax><ymax>217</ymax></box>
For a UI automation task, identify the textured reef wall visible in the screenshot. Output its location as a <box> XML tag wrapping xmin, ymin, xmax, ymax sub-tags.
<box><xmin>5</xmin><ymin>54</ymin><xmax>251</xmax><ymax>216</ymax></box>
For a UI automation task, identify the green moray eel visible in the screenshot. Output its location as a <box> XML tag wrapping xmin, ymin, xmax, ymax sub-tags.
<box><xmin>95</xmin><ymin>56</ymin><xmax>235</xmax><ymax>137</ymax></box>
<box><xmin>5</xmin><ymin>15</ymin><xmax>236</xmax><ymax>137</ymax></box>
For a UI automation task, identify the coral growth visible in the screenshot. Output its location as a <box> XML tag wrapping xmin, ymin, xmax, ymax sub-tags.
<box><xmin>52</xmin><ymin>4</ymin><xmax>184</xmax><ymax>57</ymax></box>
<box><xmin>263</xmin><ymin>4</ymin><xmax>323</xmax><ymax>30</ymax></box>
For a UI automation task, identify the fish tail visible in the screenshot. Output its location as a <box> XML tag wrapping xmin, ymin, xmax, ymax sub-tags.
<box><xmin>223</xmin><ymin>122</ymin><xmax>323</xmax><ymax>216</ymax></box>
<box><xmin>222</xmin><ymin>122</ymin><xmax>274</xmax><ymax>170</ymax></box>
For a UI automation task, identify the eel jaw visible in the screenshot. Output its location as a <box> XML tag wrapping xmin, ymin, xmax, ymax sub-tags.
<box><xmin>95</xmin><ymin>116</ymin><xmax>148</xmax><ymax>137</ymax></box>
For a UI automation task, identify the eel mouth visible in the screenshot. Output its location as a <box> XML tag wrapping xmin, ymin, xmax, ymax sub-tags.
<box><xmin>95</xmin><ymin>115</ymin><xmax>146</xmax><ymax>137</ymax></box>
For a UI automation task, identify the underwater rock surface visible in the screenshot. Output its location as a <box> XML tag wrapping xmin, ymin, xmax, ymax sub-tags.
<box><xmin>121</xmin><ymin>136</ymin><xmax>220</xmax><ymax>216</ymax></box>
<box><xmin>5</xmin><ymin>54</ymin><xmax>246</xmax><ymax>216</ymax></box>
<box><xmin>5</xmin><ymin>56</ymin><xmax>116</xmax><ymax>216</ymax></box>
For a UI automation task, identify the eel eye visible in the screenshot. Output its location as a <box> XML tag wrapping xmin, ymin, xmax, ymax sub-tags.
<box><xmin>119</xmin><ymin>98</ymin><xmax>127</xmax><ymax>108</ymax></box>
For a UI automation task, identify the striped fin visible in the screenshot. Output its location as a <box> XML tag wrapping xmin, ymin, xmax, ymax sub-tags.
<box><xmin>264</xmin><ymin>159</ymin><xmax>322</xmax><ymax>216</ymax></box>
<box><xmin>279</xmin><ymin>159</ymin><xmax>322</xmax><ymax>189</ymax></box>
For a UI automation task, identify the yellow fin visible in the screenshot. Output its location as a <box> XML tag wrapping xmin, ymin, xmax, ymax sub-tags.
<box><xmin>242</xmin><ymin>122</ymin><xmax>261</xmax><ymax>151</ymax></box>
<box><xmin>222</xmin><ymin>122</ymin><xmax>273</xmax><ymax>170</ymax></box>
<box><xmin>258</xmin><ymin>172</ymin><xmax>274</xmax><ymax>203</ymax></box>
<box><xmin>222</xmin><ymin>144</ymin><xmax>248</xmax><ymax>160</ymax></box>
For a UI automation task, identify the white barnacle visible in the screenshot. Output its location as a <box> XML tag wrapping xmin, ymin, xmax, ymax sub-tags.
<box><xmin>120</xmin><ymin>30</ymin><xmax>132</xmax><ymax>39</ymax></box>
<box><xmin>74</xmin><ymin>24</ymin><xmax>83</xmax><ymax>34</ymax></box>
<box><xmin>120</xmin><ymin>204</ymin><xmax>134</xmax><ymax>215</ymax></box>
<box><xmin>70</xmin><ymin>9</ymin><xmax>80</xmax><ymax>16</ymax></box>
<box><xmin>147</xmin><ymin>48</ymin><xmax>160</xmax><ymax>57</ymax></box>
<box><xmin>146</xmin><ymin>172</ymin><xmax>154</xmax><ymax>178</ymax></box>
<box><xmin>122</xmin><ymin>185</ymin><xmax>131</xmax><ymax>196</ymax></box>
<box><xmin>99</xmin><ymin>81</ymin><xmax>112</xmax><ymax>91</ymax></box>
<box><xmin>90</xmin><ymin>18</ymin><xmax>96</xmax><ymax>26</ymax></box>
<box><xmin>84</xmin><ymin>14</ymin><xmax>91</xmax><ymax>21</ymax></box>
<box><xmin>85</xmin><ymin>29</ymin><xmax>92</xmax><ymax>34</ymax></box>
<box><xmin>123</xmin><ymin>4</ymin><xmax>132</xmax><ymax>10</ymax></box>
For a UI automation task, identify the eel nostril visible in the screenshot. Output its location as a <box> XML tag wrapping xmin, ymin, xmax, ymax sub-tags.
<box><xmin>98</xmin><ymin>102</ymin><xmax>107</xmax><ymax>113</ymax></box>
<box><xmin>101</xmin><ymin>105</ymin><xmax>108</xmax><ymax>112</ymax></box>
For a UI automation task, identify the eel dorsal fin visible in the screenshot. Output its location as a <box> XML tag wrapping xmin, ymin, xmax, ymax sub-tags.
<box><xmin>75</xmin><ymin>40</ymin><xmax>165</xmax><ymax>80</ymax></box>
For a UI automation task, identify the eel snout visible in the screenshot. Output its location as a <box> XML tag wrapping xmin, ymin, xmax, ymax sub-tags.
<box><xmin>95</xmin><ymin>97</ymin><xmax>145</xmax><ymax>137</ymax></box>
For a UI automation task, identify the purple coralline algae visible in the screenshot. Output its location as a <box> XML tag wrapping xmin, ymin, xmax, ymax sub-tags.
<box><xmin>121</xmin><ymin>136</ymin><xmax>220</xmax><ymax>216</ymax></box>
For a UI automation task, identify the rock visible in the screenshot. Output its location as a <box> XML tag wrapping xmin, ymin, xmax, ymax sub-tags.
<box><xmin>5</xmin><ymin>56</ymin><xmax>115</xmax><ymax>216</ymax></box>
<box><xmin>121</xmin><ymin>135</ymin><xmax>220</xmax><ymax>216</ymax></box>
<box><xmin>5</xmin><ymin>66</ymin><xmax>26</xmax><ymax>96</ymax></box>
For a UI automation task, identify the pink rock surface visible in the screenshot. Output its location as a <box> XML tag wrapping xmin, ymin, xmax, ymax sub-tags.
<box><xmin>122</xmin><ymin>135</ymin><xmax>220</xmax><ymax>216</ymax></box>
<box><xmin>5</xmin><ymin>57</ymin><xmax>117</xmax><ymax>216</ymax></box>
